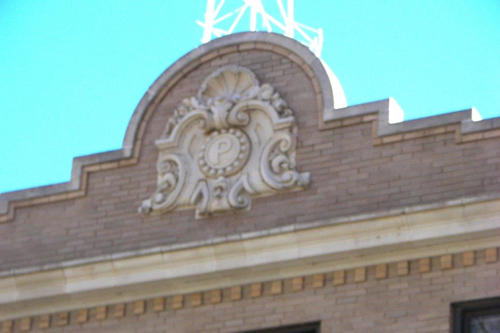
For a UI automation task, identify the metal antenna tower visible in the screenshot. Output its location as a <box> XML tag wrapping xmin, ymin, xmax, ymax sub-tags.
<box><xmin>197</xmin><ymin>0</ymin><xmax>323</xmax><ymax>57</ymax></box>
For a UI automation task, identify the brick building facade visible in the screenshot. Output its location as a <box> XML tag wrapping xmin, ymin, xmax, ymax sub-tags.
<box><xmin>1</xmin><ymin>33</ymin><xmax>499</xmax><ymax>332</ymax></box>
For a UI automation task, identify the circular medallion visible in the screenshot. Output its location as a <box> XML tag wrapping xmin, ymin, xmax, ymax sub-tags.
<box><xmin>198</xmin><ymin>128</ymin><xmax>250</xmax><ymax>178</ymax></box>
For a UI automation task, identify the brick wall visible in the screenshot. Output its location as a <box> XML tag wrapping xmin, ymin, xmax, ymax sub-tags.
<box><xmin>11</xmin><ymin>250</ymin><xmax>499</xmax><ymax>333</ymax></box>
<box><xmin>1</xmin><ymin>48</ymin><xmax>499</xmax><ymax>271</ymax></box>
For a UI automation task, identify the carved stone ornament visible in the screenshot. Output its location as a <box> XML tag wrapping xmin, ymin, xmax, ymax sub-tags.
<box><xmin>139</xmin><ymin>65</ymin><xmax>310</xmax><ymax>219</ymax></box>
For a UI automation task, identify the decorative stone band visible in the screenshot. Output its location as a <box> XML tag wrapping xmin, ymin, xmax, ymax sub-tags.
<box><xmin>1</xmin><ymin>32</ymin><xmax>500</xmax><ymax>222</ymax></box>
<box><xmin>1</xmin><ymin>196</ymin><xmax>500</xmax><ymax>324</ymax></box>
<box><xmin>1</xmin><ymin>247</ymin><xmax>498</xmax><ymax>332</ymax></box>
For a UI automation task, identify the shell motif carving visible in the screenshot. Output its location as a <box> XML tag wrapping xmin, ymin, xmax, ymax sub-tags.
<box><xmin>198</xmin><ymin>66</ymin><xmax>259</xmax><ymax>102</ymax></box>
<box><xmin>139</xmin><ymin>65</ymin><xmax>310</xmax><ymax>219</ymax></box>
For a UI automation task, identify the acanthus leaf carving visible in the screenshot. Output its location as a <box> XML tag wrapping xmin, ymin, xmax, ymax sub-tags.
<box><xmin>190</xmin><ymin>180</ymin><xmax>209</xmax><ymax>219</ymax></box>
<box><xmin>228</xmin><ymin>175</ymin><xmax>253</xmax><ymax>210</ymax></box>
<box><xmin>139</xmin><ymin>154</ymin><xmax>186</xmax><ymax>215</ymax></box>
<box><xmin>260</xmin><ymin>132</ymin><xmax>310</xmax><ymax>191</ymax></box>
<box><xmin>139</xmin><ymin>65</ymin><xmax>310</xmax><ymax>219</ymax></box>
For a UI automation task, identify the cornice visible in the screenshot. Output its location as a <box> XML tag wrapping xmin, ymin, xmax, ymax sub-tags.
<box><xmin>1</xmin><ymin>192</ymin><xmax>498</xmax><ymax>278</ymax></box>
<box><xmin>2</xmin><ymin>248</ymin><xmax>498</xmax><ymax>331</ymax></box>
<box><xmin>0</xmin><ymin>249</ymin><xmax>498</xmax><ymax>329</ymax></box>
<box><xmin>1</xmin><ymin>196</ymin><xmax>499</xmax><ymax>322</ymax></box>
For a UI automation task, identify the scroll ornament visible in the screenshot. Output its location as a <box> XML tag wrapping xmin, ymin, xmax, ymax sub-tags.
<box><xmin>139</xmin><ymin>65</ymin><xmax>310</xmax><ymax>219</ymax></box>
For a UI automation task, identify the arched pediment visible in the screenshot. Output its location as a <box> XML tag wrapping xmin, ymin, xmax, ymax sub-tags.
<box><xmin>0</xmin><ymin>32</ymin><xmax>342</xmax><ymax>222</ymax></box>
<box><xmin>122</xmin><ymin>32</ymin><xmax>346</xmax><ymax>156</ymax></box>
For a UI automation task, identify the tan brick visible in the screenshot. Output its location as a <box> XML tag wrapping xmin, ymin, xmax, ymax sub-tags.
<box><xmin>254</xmin><ymin>42</ymin><xmax>273</xmax><ymax>50</ymax></box>
<box><xmin>485</xmin><ymin>248</ymin><xmax>498</xmax><ymax>263</ymax></box>
<box><xmin>76</xmin><ymin>309</ymin><xmax>88</xmax><ymax>323</ymax></box>
<box><xmin>209</xmin><ymin>290</ymin><xmax>222</xmax><ymax>304</ymax></box>
<box><xmin>1</xmin><ymin>320</ymin><xmax>12</xmax><ymax>333</ymax></box>
<box><xmin>291</xmin><ymin>277</ymin><xmax>304</xmax><ymax>291</ymax></box>
<box><xmin>133</xmin><ymin>300</ymin><xmax>145</xmax><ymax>315</ymax></box>
<box><xmin>271</xmin><ymin>45</ymin><xmax>292</xmax><ymax>58</ymax></box>
<box><xmin>324</xmin><ymin>120</ymin><xmax>341</xmax><ymax>129</ymax></box>
<box><xmin>461</xmin><ymin>133</ymin><xmax>483</xmax><ymax>142</ymax></box>
<box><xmin>56</xmin><ymin>312</ymin><xmax>69</xmax><ymax>327</ymax></box>
<box><xmin>403</xmin><ymin>131</ymin><xmax>423</xmax><ymax>140</ymax></box>
<box><xmin>312</xmin><ymin>274</ymin><xmax>324</xmax><ymax>288</ymax></box>
<box><xmin>362</xmin><ymin>114</ymin><xmax>378</xmax><ymax>122</ymax></box>
<box><xmin>463</xmin><ymin>251</ymin><xmax>475</xmax><ymax>267</ymax></box>
<box><xmin>217</xmin><ymin>45</ymin><xmax>238</xmax><ymax>55</ymax></box>
<box><xmin>250</xmin><ymin>283</ymin><xmax>262</xmax><ymax>298</ymax></box>
<box><xmin>423</xmin><ymin>127</ymin><xmax>446</xmax><ymax>136</ymax></box>
<box><xmin>171</xmin><ymin>295</ymin><xmax>184</xmax><ymax>309</ymax></box>
<box><xmin>333</xmin><ymin>270</ymin><xmax>345</xmax><ymax>286</ymax></box>
<box><xmin>38</xmin><ymin>315</ymin><xmax>50</xmax><ymax>329</ymax></box>
<box><xmin>310</xmin><ymin>74</ymin><xmax>321</xmax><ymax>93</ymax></box>
<box><xmin>375</xmin><ymin>264</ymin><xmax>388</xmax><ymax>279</ymax></box>
<box><xmin>315</xmin><ymin>93</ymin><xmax>323</xmax><ymax>112</ymax></box>
<box><xmin>440</xmin><ymin>254</ymin><xmax>453</xmax><ymax>270</ymax></box>
<box><xmin>95</xmin><ymin>306</ymin><xmax>107</xmax><ymax>321</ymax></box>
<box><xmin>397</xmin><ymin>261</ymin><xmax>409</xmax><ymax>276</ymax></box>
<box><xmin>381</xmin><ymin>134</ymin><xmax>403</xmax><ymax>144</ymax></box>
<box><xmin>238</xmin><ymin>42</ymin><xmax>256</xmax><ymax>51</ymax></box>
<box><xmin>270</xmin><ymin>280</ymin><xmax>283</xmax><ymax>295</ymax></box>
<box><xmin>153</xmin><ymin>297</ymin><xmax>165</xmax><ymax>312</ymax></box>
<box><xmin>483</xmin><ymin>129</ymin><xmax>500</xmax><ymax>138</ymax></box>
<box><xmin>354</xmin><ymin>267</ymin><xmax>366</xmax><ymax>283</ymax></box>
<box><xmin>419</xmin><ymin>258</ymin><xmax>431</xmax><ymax>273</ymax></box>
<box><xmin>200</xmin><ymin>51</ymin><xmax>218</xmax><ymax>63</ymax></box>
<box><xmin>230</xmin><ymin>286</ymin><xmax>242</xmax><ymax>301</ymax></box>
<box><xmin>110</xmin><ymin>304</ymin><xmax>124</xmax><ymax>318</ymax></box>
<box><xmin>19</xmin><ymin>317</ymin><xmax>31</xmax><ymax>332</ymax></box>
<box><xmin>342</xmin><ymin>116</ymin><xmax>363</xmax><ymax>126</ymax></box>
<box><xmin>287</xmin><ymin>52</ymin><xmax>305</xmax><ymax>65</ymax></box>
<box><xmin>191</xmin><ymin>293</ymin><xmax>202</xmax><ymax>307</ymax></box>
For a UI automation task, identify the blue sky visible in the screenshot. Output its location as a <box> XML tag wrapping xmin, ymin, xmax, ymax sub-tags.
<box><xmin>1</xmin><ymin>0</ymin><xmax>499</xmax><ymax>193</ymax></box>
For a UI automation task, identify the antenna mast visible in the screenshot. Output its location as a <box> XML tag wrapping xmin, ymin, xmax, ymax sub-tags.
<box><xmin>197</xmin><ymin>0</ymin><xmax>323</xmax><ymax>57</ymax></box>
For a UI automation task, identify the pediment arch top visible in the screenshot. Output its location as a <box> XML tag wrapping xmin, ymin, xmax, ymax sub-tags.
<box><xmin>0</xmin><ymin>32</ymin><xmax>342</xmax><ymax>222</ymax></box>
<box><xmin>124</xmin><ymin>32</ymin><xmax>345</xmax><ymax>157</ymax></box>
